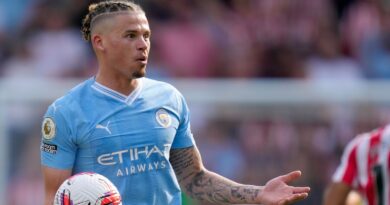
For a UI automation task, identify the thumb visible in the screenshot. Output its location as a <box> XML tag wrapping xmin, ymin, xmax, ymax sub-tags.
<box><xmin>279</xmin><ymin>170</ymin><xmax>302</xmax><ymax>183</ymax></box>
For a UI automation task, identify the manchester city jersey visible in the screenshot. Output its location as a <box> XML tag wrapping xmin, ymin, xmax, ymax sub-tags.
<box><xmin>41</xmin><ymin>77</ymin><xmax>195</xmax><ymax>205</ymax></box>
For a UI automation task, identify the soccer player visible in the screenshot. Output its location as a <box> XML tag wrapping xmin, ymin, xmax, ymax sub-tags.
<box><xmin>40</xmin><ymin>1</ymin><xmax>310</xmax><ymax>205</ymax></box>
<box><xmin>322</xmin><ymin>126</ymin><xmax>390</xmax><ymax>205</ymax></box>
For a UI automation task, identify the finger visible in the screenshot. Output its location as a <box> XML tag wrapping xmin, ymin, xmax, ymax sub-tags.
<box><xmin>290</xmin><ymin>193</ymin><xmax>309</xmax><ymax>202</ymax></box>
<box><xmin>292</xmin><ymin>186</ymin><xmax>311</xmax><ymax>194</ymax></box>
<box><xmin>279</xmin><ymin>170</ymin><xmax>302</xmax><ymax>183</ymax></box>
<box><xmin>279</xmin><ymin>193</ymin><xmax>309</xmax><ymax>205</ymax></box>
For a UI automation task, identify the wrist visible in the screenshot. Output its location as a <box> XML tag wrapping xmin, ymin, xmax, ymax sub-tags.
<box><xmin>244</xmin><ymin>185</ymin><xmax>263</xmax><ymax>203</ymax></box>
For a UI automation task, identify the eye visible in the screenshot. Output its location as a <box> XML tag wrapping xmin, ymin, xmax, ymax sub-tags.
<box><xmin>143</xmin><ymin>33</ymin><xmax>150</xmax><ymax>40</ymax></box>
<box><xmin>125</xmin><ymin>33</ymin><xmax>136</xmax><ymax>39</ymax></box>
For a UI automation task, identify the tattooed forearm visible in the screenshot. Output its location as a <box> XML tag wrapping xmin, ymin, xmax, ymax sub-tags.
<box><xmin>170</xmin><ymin>147</ymin><xmax>199</xmax><ymax>183</ymax></box>
<box><xmin>170</xmin><ymin>147</ymin><xmax>261</xmax><ymax>204</ymax></box>
<box><xmin>186</xmin><ymin>171</ymin><xmax>260</xmax><ymax>204</ymax></box>
<box><xmin>231</xmin><ymin>186</ymin><xmax>260</xmax><ymax>201</ymax></box>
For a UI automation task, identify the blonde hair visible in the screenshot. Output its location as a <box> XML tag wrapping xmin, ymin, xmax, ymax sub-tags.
<box><xmin>81</xmin><ymin>1</ymin><xmax>144</xmax><ymax>41</ymax></box>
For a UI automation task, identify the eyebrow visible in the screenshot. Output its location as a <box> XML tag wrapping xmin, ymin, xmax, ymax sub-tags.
<box><xmin>123</xmin><ymin>29</ymin><xmax>151</xmax><ymax>34</ymax></box>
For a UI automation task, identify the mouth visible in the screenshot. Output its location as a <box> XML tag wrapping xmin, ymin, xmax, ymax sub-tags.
<box><xmin>136</xmin><ymin>56</ymin><xmax>148</xmax><ymax>64</ymax></box>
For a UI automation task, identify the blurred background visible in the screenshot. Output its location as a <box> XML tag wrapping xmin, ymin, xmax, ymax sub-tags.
<box><xmin>1</xmin><ymin>0</ymin><xmax>390</xmax><ymax>204</ymax></box>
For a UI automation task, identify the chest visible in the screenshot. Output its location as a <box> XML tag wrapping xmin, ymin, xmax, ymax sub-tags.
<box><xmin>81</xmin><ymin>106</ymin><xmax>180</xmax><ymax>152</ymax></box>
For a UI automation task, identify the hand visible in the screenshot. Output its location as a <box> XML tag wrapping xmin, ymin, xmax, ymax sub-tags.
<box><xmin>258</xmin><ymin>170</ymin><xmax>310</xmax><ymax>205</ymax></box>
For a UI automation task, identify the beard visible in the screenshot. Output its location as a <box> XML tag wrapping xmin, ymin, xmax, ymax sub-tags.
<box><xmin>131</xmin><ymin>66</ymin><xmax>146</xmax><ymax>78</ymax></box>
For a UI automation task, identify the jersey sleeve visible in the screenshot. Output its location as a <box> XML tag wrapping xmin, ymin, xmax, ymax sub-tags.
<box><xmin>171</xmin><ymin>91</ymin><xmax>195</xmax><ymax>149</ymax></box>
<box><xmin>332</xmin><ymin>136</ymin><xmax>362</xmax><ymax>188</ymax></box>
<box><xmin>40</xmin><ymin>102</ymin><xmax>77</xmax><ymax>169</ymax></box>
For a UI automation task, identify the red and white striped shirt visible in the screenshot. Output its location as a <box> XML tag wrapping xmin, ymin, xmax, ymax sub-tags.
<box><xmin>333</xmin><ymin>126</ymin><xmax>390</xmax><ymax>205</ymax></box>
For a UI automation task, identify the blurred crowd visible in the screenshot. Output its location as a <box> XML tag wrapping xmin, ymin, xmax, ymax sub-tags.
<box><xmin>1</xmin><ymin>0</ymin><xmax>390</xmax><ymax>79</ymax></box>
<box><xmin>194</xmin><ymin>105</ymin><xmax>390</xmax><ymax>205</ymax></box>
<box><xmin>3</xmin><ymin>0</ymin><xmax>390</xmax><ymax>204</ymax></box>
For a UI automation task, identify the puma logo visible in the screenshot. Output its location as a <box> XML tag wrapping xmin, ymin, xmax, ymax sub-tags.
<box><xmin>96</xmin><ymin>121</ymin><xmax>112</xmax><ymax>134</ymax></box>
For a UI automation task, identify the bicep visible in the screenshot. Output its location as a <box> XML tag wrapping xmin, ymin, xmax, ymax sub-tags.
<box><xmin>169</xmin><ymin>146</ymin><xmax>204</xmax><ymax>185</ymax></box>
<box><xmin>322</xmin><ymin>182</ymin><xmax>352</xmax><ymax>205</ymax></box>
<box><xmin>42</xmin><ymin>166</ymin><xmax>72</xmax><ymax>205</ymax></box>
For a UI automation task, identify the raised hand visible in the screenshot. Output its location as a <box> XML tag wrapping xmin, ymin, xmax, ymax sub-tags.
<box><xmin>258</xmin><ymin>171</ymin><xmax>310</xmax><ymax>205</ymax></box>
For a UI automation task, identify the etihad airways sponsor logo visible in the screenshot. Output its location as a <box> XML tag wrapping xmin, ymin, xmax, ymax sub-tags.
<box><xmin>97</xmin><ymin>144</ymin><xmax>171</xmax><ymax>176</ymax></box>
<box><xmin>97</xmin><ymin>144</ymin><xmax>171</xmax><ymax>165</ymax></box>
<box><xmin>116</xmin><ymin>161</ymin><xmax>167</xmax><ymax>177</ymax></box>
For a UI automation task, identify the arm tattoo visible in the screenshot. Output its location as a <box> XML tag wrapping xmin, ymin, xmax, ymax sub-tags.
<box><xmin>170</xmin><ymin>147</ymin><xmax>261</xmax><ymax>204</ymax></box>
<box><xmin>170</xmin><ymin>147</ymin><xmax>197</xmax><ymax>183</ymax></box>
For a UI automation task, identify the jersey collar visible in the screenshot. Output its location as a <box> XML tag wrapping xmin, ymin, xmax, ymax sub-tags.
<box><xmin>91</xmin><ymin>78</ymin><xmax>143</xmax><ymax>105</ymax></box>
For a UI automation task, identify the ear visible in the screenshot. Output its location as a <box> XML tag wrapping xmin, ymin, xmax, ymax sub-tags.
<box><xmin>91</xmin><ymin>34</ymin><xmax>105</xmax><ymax>51</ymax></box>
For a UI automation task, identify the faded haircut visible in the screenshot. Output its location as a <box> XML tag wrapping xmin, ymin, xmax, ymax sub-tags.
<box><xmin>81</xmin><ymin>1</ymin><xmax>144</xmax><ymax>41</ymax></box>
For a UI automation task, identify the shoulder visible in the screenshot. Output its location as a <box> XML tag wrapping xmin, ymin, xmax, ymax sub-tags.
<box><xmin>142</xmin><ymin>77</ymin><xmax>180</xmax><ymax>92</ymax></box>
<box><xmin>344</xmin><ymin>126</ymin><xmax>387</xmax><ymax>154</ymax></box>
<box><xmin>141</xmin><ymin>78</ymin><xmax>189</xmax><ymax>113</ymax></box>
<box><xmin>348</xmin><ymin>130</ymin><xmax>372</xmax><ymax>147</ymax></box>
<box><xmin>46</xmin><ymin>78</ymin><xmax>94</xmax><ymax>117</ymax></box>
<box><xmin>383</xmin><ymin>125</ymin><xmax>390</xmax><ymax>141</ymax></box>
<box><xmin>360</xmin><ymin>126</ymin><xmax>389</xmax><ymax>144</ymax></box>
<box><xmin>340</xmin><ymin>131</ymin><xmax>371</xmax><ymax>156</ymax></box>
<box><xmin>142</xmin><ymin>77</ymin><xmax>185</xmax><ymax>100</ymax></box>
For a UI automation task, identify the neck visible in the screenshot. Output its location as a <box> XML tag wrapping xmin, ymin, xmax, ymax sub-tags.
<box><xmin>95</xmin><ymin>69</ymin><xmax>139</xmax><ymax>96</ymax></box>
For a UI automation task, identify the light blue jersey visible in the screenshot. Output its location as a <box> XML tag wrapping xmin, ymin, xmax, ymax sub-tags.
<box><xmin>41</xmin><ymin>77</ymin><xmax>195</xmax><ymax>205</ymax></box>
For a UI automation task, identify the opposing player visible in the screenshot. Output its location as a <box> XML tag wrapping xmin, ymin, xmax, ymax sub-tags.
<box><xmin>41</xmin><ymin>1</ymin><xmax>310</xmax><ymax>205</ymax></box>
<box><xmin>322</xmin><ymin>126</ymin><xmax>390</xmax><ymax>205</ymax></box>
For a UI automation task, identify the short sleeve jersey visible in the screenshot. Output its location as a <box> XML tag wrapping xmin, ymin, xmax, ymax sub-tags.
<box><xmin>41</xmin><ymin>77</ymin><xmax>195</xmax><ymax>205</ymax></box>
<box><xmin>332</xmin><ymin>126</ymin><xmax>390</xmax><ymax>205</ymax></box>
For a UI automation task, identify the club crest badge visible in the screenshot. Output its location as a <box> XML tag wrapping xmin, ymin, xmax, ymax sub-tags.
<box><xmin>156</xmin><ymin>109</ymin><xmax>171</xmax><ymax>128</ymax></box>
<box><xmin>42</xmin><ymin>117</ymin><xmax>56</xmax><ymax>140</ymax></box>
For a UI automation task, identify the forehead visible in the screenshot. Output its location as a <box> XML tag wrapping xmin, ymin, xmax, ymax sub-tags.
<box><xmin>111</xmin><ymin>12</ymin><xmax>150</xmax><ymax>31</ymax></box>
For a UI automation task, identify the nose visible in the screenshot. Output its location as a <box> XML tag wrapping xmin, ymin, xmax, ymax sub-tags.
<box><xmin>136</xmin><ymin>37</ymin><xmax>148</xmax><ymax>51</ymax></box>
